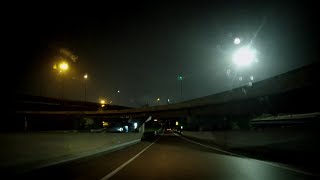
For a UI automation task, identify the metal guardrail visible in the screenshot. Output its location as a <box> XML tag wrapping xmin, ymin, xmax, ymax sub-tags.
<box><xmin>251</xmin><ymin>112</ymin><xmax>320</xmax><ymax>122</ymax></box>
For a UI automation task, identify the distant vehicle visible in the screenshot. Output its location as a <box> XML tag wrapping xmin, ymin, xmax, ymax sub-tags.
<box><xmin>106</xmin><ymin>126</ymin><xmax>124</xmax><ymax>133</ymax></box>
<box><xmin>105</xmin><ymin>122</ymin><xmax>129</xmax><ymax>133</ymax></box>
<box><xmin>164</xmin><ymin>128</ymin><xmax>172</xmax><ymax>134</ymax></box>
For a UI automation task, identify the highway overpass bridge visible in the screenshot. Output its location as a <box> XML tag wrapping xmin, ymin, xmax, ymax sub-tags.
<box><xmin>12</xmin><ymin>62</ymin><xmax>320</xmax><ymax>131</ymax></box>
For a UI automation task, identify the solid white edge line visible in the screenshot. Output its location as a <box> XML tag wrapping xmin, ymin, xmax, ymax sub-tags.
<box><xmin>175</xmin><ymin>133</ymin><xmax>318</xmax><ymax>177</ymax></box>
<box><xmin>177</xmin><ymin>134</ymin><xmax>244</xmax><ymax>157</ymax></box>
<box><xmin>100</xmin><ymin>137</ymin><xmax>160</xmax><ymax>180</ymax></box>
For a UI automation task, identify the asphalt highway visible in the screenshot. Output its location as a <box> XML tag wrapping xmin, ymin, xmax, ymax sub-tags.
<box><xmin>17</xmin><ymin>130</ymin><xmax>317</xmax><ymax>180</ymax></box>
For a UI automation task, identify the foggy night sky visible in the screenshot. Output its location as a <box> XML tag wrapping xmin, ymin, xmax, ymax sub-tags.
<box><xmin>10</xmin><ymin>1</ymin><xmax>317</xmax><ymax>107</ymax></box>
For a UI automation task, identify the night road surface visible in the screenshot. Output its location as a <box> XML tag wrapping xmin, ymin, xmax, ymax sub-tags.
<box><xmin>17</xmin><ymin>131</ymin><xmax>317</xmax><ymax>180</ymax></box>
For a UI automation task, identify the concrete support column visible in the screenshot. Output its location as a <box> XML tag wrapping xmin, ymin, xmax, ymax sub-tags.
<box><xmin>139</xmin><ymin>116</ymin><xmax>152</xmax><ymax>133</ymax></box>
<box><xmin>139</xmin><ymin>123</ymin><xmax>145</xmax><ymax>133</ymax></box>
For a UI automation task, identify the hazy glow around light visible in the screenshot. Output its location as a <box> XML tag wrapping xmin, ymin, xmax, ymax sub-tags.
<box><xmin>100</xmin><ymin>100</ymin><xmax>105</xmax><ymax>104</ymax></box>
<box><xmin>234</xmin><ymin>37</ymin><xmax>241</xmax><ymax>44</ymax></box>
<box><xmin>157</xmin><ymin>98</ymin><xmax>160</xmax><ymax>101</ymax></box>
<box><xmin>84</xmin><ymin>74</ymin><xmax>88</xmax><ymax>79</ymax></box>
<box><xmin>59</xmin><ymin>62</ymin><xmax>69</xmax><ymax>71</ymax></box>
<box><xmin>232</xmin><ymin>47</ymin><xmax>256</xmax><ymax>67</ymax></box>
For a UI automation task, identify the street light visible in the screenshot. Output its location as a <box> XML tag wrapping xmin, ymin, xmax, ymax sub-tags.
<box><xmin>232</xmin><ymin>46</ymin><xmax>256</xmax><ymax>67</ymax></box>
<box><xmin>53</xmin><ymin>61</ymin><xmax>69</xmax><ymax>99</ymax></box>
<box><xmin>83</xmin><ymin>74</ymin><xmax>88</xmax><ymax>103</ymax></box>
<box><xmin>53</xmin><ymin>61</ymin><xmax>69</xmax><ymax>73</ymax></box>
<box><xmin>177</xmin><ymin>75</ymin><xmax>183</xmax><ymax>101</ymax></box>
<box><xmin>59</xmin><ymin>61</ymin><xmax>69</xmax><ymax>72</ymax></box>
<box><xmin>100</xmin><ymin>99</ymin><xmax>106</xmax><ymax>108</ymax></box>
<box><xmin>234</xmin><ymin>37</ymin><xmax>241</xmax><ymax>45</ymax></box>
<box><xmin>100</xmin><ymin>99</ymin><xmax>106</xmax><ymax>105</ymax></box>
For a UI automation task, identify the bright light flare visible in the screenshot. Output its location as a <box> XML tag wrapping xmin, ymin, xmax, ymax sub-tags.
<box><xmin>84</xmin><ymin>74</ymin><xmax>88</xmax><ymax>79</ymax></box>
<box><xmin>100</xmin><ymin>100</ymin><xmax>106</xmax><ymax>104</ymax></box>
<box><xmin>134</xmin><ymin>122</ymin><xmax>138</xmax><ymax>129</ymax></box>
<box><xmin>234</xmin><ymin>37</ymin><xmax>241</xmax><ymax>44</ymax></box>
<box><xmin>232</xmin><ymin>46</ymin><xmax>256</xmax><ymax>67</ymax></box>
<box><xmin>59</xmin><ymin>62</ymin><xmax>69</xmax><ymax>71</ymax></box>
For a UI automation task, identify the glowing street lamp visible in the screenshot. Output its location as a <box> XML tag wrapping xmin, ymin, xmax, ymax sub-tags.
<box><xmin>53</xmin><ymin>61</ymin><xmax>69</xmax><ymax>73</ymax></box>
<box><xmin>52</xmin><ymin>61</ymin><xmax>69</xmax><ymax>99</ymax></box>
<box><xmin>100</xmin><ymin>99</ymin><xmax>106</xmax><ymax>108</ymax></box>
<box><xmin>232</xmin><ymin>46</ymin><xmax>256</xmax><ymax>67</ymax></box>
<box><xmin>177</xmin><ymin>75</ymin><xmax>183</xmax><ymax>101</ymax></box>
<box><xmin>100</xmin><ymin>99</ymin><xmax>106</xmax><ymax>105</ymax></box>
<box><xmin>59</xmin><ymin>62</ymin><xmax>69</xmax><ymax>72</ymax></box>
<box><xmin>234</xmin><ymin>37</ymin><xmax>241</xmax><ymax>45</ymax></box>
<box><xmin>83</xmin><ymin>74</ymin><xmax>88</xmax><ymax>103</ymax></box>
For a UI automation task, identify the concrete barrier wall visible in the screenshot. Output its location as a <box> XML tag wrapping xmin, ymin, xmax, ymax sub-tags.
<box><xmin>0</xmin><ymin>132</ymin><xmax>143</xmax><ymax>173</ymax></box>
<box><xmin>182</xmin><ymin>128</ymin><xmax>319</xmax><ymax>152</ymax></box>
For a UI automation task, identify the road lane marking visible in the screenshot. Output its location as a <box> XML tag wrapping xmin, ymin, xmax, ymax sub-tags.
<box><xmin>176</xmin><ymin>134</ymin><xmax>244</xmax><ymax>157</ymax></box>
<box><xmin>175</xmin><ymin>133</ymin><xmax>318</xmax><ymax>177</ymax></box>
<box><xmin>100</xmin><ymin>137</ymin><xmax>160</xmax><ymax>180</ymax></box>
